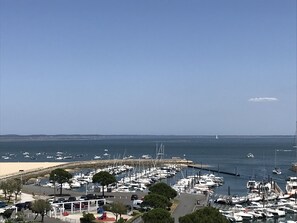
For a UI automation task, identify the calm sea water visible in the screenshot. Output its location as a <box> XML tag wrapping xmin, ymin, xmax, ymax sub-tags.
<box><xmin>0</xmin><ymin>135</ymin><xmax>296</xmax><ymax>196</ymax></box>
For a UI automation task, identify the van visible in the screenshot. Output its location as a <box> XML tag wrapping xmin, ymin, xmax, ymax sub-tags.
<box><xmin>132</xmin><ymin>199</ymin><xmax>143</xmax><ymax>210</ymax></box>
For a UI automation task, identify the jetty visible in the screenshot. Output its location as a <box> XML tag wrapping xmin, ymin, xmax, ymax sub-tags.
<box><xmin>188</xmin><ymin>163</ymin><xmax>240</xmax><ymax>176</ymax></box>
<box><xmin>0</xmin><ymin>158</ymin><xmax>193</xmax><ymax>181</ymax></box>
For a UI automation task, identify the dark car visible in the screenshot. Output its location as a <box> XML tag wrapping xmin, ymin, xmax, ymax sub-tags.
<box><xmin>0</xmin><ymin>201</ymin><xmax>7</xmax><ymax>208</ymax></box>
<box><xmin>73</xmin><ymin>202</ymin><xmax>88</xmax><ymax>209</ymax></box>
<box><xmin>67</xmin><ymin>196</ymin><xmax>76</xmax><ymax>202</ymax></box>
<box><xmin>56</xmin><ymin>198</ymin><xmax>66</xmax><ymax>203</ymax></box>
<box><xmin>80</xmin><ymin>195</ymin><xmax>87</xmax><ymax>200</ymax></box>
<box><xmin>15</xmin><ymin>203</ymin><xmax>26</xmax><ymax>211</ymax></box>
<box><xmin>97</xmin><ymin>199</ymin><xmax>106</xmax><ymax>206</ymax></box>
<box><xmin>24</xmin><ymin>201</ymin><xmax>32</xmax><ymax>210</ymax></box>
<box><xmin>131</xmin><ymin>194</ymin><xmax>138</xmax><ymax>201</ymax></box>
<box><xmin>86</xmin><ymin>194</ymin><xmax>96</xmax><ymax>200</ymax></box>
<box><xmin>63</xmin><ymin>203</ymin><xmax>73</xmax><ymax>210</ymax></box>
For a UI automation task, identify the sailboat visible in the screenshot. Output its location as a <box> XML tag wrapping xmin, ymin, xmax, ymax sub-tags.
<box><xmin>272</xmin><ymin>149</ymin><xmax>281</xmax><ymax>175</ymax></box>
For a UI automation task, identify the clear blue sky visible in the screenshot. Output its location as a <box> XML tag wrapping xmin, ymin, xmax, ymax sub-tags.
<box><xmin>0</xmin><ymin>0</ymin><xmax>296</xmax><ymax>135</ymax></box>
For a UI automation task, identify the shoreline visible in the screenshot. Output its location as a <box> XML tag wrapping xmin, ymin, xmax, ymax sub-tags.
<box><xmin>0</xmin><ymin>159</ymin><xmax>196</xmax><ymax>179</ymax></box>
<box><xmin>0</xmin><ymin>162</ymin><xmax>66</xmax><ymax>177</ymax></box>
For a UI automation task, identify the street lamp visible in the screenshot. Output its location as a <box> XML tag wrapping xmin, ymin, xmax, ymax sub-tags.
<box><xmin>53</xmin><ymin>174</ymin><xmax>56</xmax><ymax>201</ymax></box>
<box><xmin>19</xmin><ymin>170</ymin><xmax>24</xmax><ymax>199</ymax></box>
<box><xmin>86</xmin><ymin>182</ymin><xmax>88</xmax><ymax>195</ymax></box>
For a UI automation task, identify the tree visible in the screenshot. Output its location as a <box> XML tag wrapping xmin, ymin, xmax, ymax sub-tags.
<box><xmin>0</xmin><ymin>180</ymin><xmax>9</xmax><ymax>200</ymax></box>
<box><xmin>12</xmin><ymin>178</ymin><xmax>22</xmax><ymax>202</ymax></box>
<box><xmin>6</xmin><ymin>179</ymin><xmax>16</xmax><ymax>202</ymax></box>
<box><xmin>80</xmin><ymin>212</ymin><xmax>96</xmax><ymax>223</ymax></box>
<box><xmin>92</xmin><ymin>171</ymin><xmax>116</xmax><ymax>197</ymax></box>
<box><xmin>143</xmin><ymin>193</ymin><xmax>171</xmax><ymax>210</ymax></box>
<box><xmin>31</xmin><ymin>199</ymin><xmax>52</xmax><ymax>222</ymax></box>
<box><xmin>149</xmin><ymin>182</ymin><xmax>177</xmax><ymax>199</ymax></box>
<box><xmin>110</xmin><ymin>201</ymin><xmax>127</xmax><ymax>222</ymax></box>
<box><xmin>179</xmin><ymin>207</ymin><xmax>229</xmax><ymax>223</ymax></box>
<box><xmin>142</xmin><ymin>208</ymin><xmax>174</xmax><ymax>223</ymax></box>
<box><xmin>49</xmin><ymin>168</ymin><xmax>72</xmax><ymax>196</ymax></box>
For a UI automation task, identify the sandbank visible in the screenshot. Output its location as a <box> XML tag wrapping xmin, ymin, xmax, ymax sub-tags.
<box><xmin>0</xmin><ymin>162</ymin><xmax>65</xmax><ymax>177</ymax></box>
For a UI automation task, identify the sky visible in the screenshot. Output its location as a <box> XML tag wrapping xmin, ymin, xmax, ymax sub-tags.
<box><xmin>0</xmin><ymin>0</ymin><xmax>296</xmax><ymax>135</ymax></box>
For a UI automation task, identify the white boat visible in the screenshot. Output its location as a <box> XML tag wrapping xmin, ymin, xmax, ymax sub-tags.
<box><xmin>220</xmin><ymin>210</ymin><xmax>243</xmax><ymax>222</ymax></box>
<box><xmin>266</xmin><ymin>208</ymin><xmax>286</xmax><ymax>217</ymax></box>
<box><xmin>246</xmin><ymin>180</ymin><xmax>259</xmax><ymax>190</ymax></box>
<box><xmin>272</xmin><ymin>149</ymin><xmax>282</xmax><ymax>175</ymax></box>
<box><xmin>70</xmin><ymin>180</ymin><xmax>81</xmax><ymax>188</ymax></box>
<box><xmin>272</xmin><ymin>167</ymin><xmax>282</xmax><ymax>175</ymax></box>
<box><xmin>94</xmin><ymin>155</ymin><xmax>101</xmax><ymax>159</ymax></box>
<box><xmin>286</xmin><ymin>177</ymin><xmax>297</xmax><ymax>196</ymax></box>
<box><xmin>246</xmin><ymin>153</ymin><xmax>254</xmax><ymax>158</ymax></box>
<box><xmin>141</xmin><ymin>154</ymin><xmax>152</xmax><ymax>159</ymax></box>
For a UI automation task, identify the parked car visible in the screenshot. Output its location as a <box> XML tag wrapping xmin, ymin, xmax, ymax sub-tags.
<box><xmin>0</xmin><ymin>201</ymin><xmax>7</xmax><ymax>208</ymax></box>
<box><xmin>67</xmin><ymin>196</ymin><xmax>76</xmax><ymax>202</ymax></box>
<box><xmin>57</xmin><ymin>197</ymin><xmax>66</xmax><ymax>203</ymax></box>
<box><xmin>131</xmin><ymin>194</ymin><xmax>138</xmax><ymax>201</ymax></box>
<box><xmin>73</xmin><ymin>202</ymin><xmax>88</xmax><ymax>209</ymax></box>
<box><xmin>24</xmin><ymin>201</ymin><xmax>32</xmax><ymax>210</ymax></box>
<box><xmin>15</xmin><ymin>203</ymin><xmax>26</xmax><ymax>211</ymax></box>
<box><xmin>63</xmin><ymin>203</ymin><xmax>73</xmax><ymax>210</ymax></box>
<box><xmin>132</xmin><ymin>200</ymin><xmax>143</xmax><ymax>210</ymax></box>
<box><xmin>86</xmin><ymin>194</ymin><xmax>96</xmax><ymax>200</ymax></box>
<box><xmin>79</xmin><ymin>195</ymin><xmax>87</xmax><ymax>201</ymax></box>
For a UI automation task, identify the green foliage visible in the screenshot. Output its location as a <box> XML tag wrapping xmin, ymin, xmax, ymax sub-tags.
<box><xmin>31</xmin><ymin>199</ymin><xmax>52</xmax><ymax>222</ymax></box>
<box><xmin>15</xmin><ymin>211</ymin><xmax>25</xmax><ymax>221</ymax></box>
<box><xmin>103</xmin><ymin>204</ymin><xmax>111</xmax><ymax>211</ymax></box>
<box><xmin>0</xmin><ymin>179</ymin><xmax>22</xmax><ymax>202</ymax></box>
<box><xmin>3</xmin><ymin>209</ymin><xmax>14</xmax><ymax>219</ymax></box>
<box><xmin>149</xmin><ymin>182</ymin><xmax>177</xmax><ymax>199</ymax></box>
<box><xmin>49</xmin><ymin>168</ymin><xmax>72</xmax><ymax>195</ymax></box>
<box><xmin>143</xmin><ymin>193</ymin><xmax>171</xmax><ymax>209</ymax></box>
<box><xmin>92</xmin><ymin>171</ymin><xmax>116</xmax><ymax>196</ymax></box>
<box><xmin>80</xmin><ymin>212</ymin><xmax>96</xmax><ymax>223</ymax></box>
<box><xmin>142</xmin><ymin>208</ymin><xmax>174</xmax><ymax>223</ymax></box>
<box><xmin>12</xmin><ymin>178</ymin><xmax>22</xmax><ymax>202</ymax></box>
<box><xmin>110</xmin><ymin>201</ymin><xmax>127</xmax><ymax>221</ymax></box>
<box><xmin>179</xmin><ymin>207</ymin><xmax>229</xmax><ymax>223</ymax></box>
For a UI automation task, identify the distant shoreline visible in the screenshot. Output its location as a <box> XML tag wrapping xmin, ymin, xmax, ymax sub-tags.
<box><xmin>0</xmin><ymin>134</ymin><xmax>294</xmax><ymax>142</ymax></box>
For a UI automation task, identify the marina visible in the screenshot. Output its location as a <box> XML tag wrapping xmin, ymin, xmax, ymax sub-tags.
<box><xmin>1</xmin><ymin>135</ymin><xmax>297</xmax><ymax>222</ymax></box>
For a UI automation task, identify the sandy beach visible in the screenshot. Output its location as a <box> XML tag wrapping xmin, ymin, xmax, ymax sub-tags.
<box><xmin>0</xmin><ymin>162</ymin><xmax>65</xmax><ymax>177</ymax></box>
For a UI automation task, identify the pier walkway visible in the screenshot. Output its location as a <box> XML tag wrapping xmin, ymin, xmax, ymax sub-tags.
<box><xmin>188</xmin><ymin>164</ymin><xmax>240</xmax><ymax>176</ymax></box>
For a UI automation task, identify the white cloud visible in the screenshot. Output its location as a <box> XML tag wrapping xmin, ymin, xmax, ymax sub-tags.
<box><xmin>248</xmin><ymin>97</ymin><xmax>279</xmax><ymax>102</ymax></box>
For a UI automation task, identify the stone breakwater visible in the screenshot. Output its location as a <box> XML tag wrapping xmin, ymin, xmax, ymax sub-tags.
<box><xmin>0</xmin><ymin>158</ymin><xmax>194</xmax><ymax>181</ymax></box>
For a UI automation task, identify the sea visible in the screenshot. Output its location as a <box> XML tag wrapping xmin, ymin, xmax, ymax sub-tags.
<box><xmin>0</xmin><ymin>135</ymin><xmax>296</xmax><ymax>196</ymax></box>
<box><xmin>1</xmin><ymin>135</ymin><xmax>297</xmax><ymax>222</ymax></box>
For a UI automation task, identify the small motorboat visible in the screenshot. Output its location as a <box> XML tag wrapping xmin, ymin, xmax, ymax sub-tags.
<box><xmin>246</xmin><ymin>153</ymin><xmax>254</xmax><ymax>158</ymax></box>
<box><xmin>272</xmin><ymin>167</ymin><xmax>282</xmax><ymax>175</ymax></box>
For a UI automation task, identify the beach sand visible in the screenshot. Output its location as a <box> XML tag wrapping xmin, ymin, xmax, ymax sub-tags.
<box><xmin>0</xmin><ymin>162</ymin><xmax>65</xmax><ymax>177</ymax></box>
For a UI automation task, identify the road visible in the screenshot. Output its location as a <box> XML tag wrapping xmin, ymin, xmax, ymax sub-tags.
<box><xmin>172</xmin><ymin>193</ymin><xmax>208</xmax><ymax>223</ymax></box>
